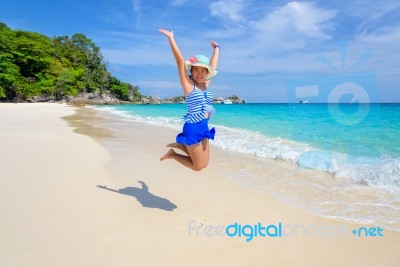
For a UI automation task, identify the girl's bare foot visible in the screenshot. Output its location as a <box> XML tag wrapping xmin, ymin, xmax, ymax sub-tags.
<box><xmin>160</xmin><ymin>148</ymin><xmax>175</xmax><ymax>161</ymax></box>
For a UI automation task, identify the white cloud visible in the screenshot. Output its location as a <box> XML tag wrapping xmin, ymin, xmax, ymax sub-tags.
<box><xmin>209</xmin><ymin>0</ymin><xmax>246</xmax><ymax>23</ymax></box>
<box><xmin>197</xmin><ymin>2</ymin><xmax>339</xmax><ymax>78</ymax></box>
<box><xmin>98</xmin><ymin>0</ymin><xmax>399</xmax><ymax>102</ymax></box>
<box><xmin>355</xmin><ymin>28</ymin><xmax>400</xmax><ymax>77</ymax></box>
<box><xmin>131</xmin><ymin>0</ymin><xmax>141</xmax><ymax>28</ymax></box>
<box><xmin>343</xmin><ymin>0</ymin><xmax>400</xmax><ymax>21</ymax></box>
<box><xmin>358</xmin><ymin>6</ymin><xmax>400</xmax><ymax>36</ymax></box>
<box><xmin>253</xmin><ymin>1</ymin><xmax>337</xmax><ymax>40</ymax></box>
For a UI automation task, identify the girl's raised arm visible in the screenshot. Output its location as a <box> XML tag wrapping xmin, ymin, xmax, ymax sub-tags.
<box><xmin>159</xmin><ymin>29</ymin><xmax>192</xmax><ymax>95</ymax></box>
<box><xmin>206</xmin><ymin>40</ymin><xmax>220</xmax><ymax>87</ymax></box>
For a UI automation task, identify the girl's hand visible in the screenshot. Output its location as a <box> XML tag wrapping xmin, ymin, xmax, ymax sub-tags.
<box><xmin>210</xmin><ymin>40</ymin><xmax>219</xmax><ymax>49</ymax></box>
<box><xmin>159</xmin><ymin>28</ymin><xmax>174</xmax><ymax>39</ymax></box>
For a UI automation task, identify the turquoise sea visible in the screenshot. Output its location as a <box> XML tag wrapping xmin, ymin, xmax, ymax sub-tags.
<box><xmin>93</xmin><ymin>103</ymin><xmax>400</xmax><ymax>231</ymax></box>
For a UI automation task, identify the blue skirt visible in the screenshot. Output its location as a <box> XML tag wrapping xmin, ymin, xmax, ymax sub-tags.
<box><xmin>176</xmin><ymin>119</ymin><xmax>216</xmax><ymax>146</ymax></box>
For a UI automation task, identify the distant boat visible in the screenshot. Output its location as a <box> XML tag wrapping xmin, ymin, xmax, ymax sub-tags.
<box><xmin>222</xmin><ymin>99</ymin><xmax>233</xmax><ymax>104</ymax></box>
<box><xmin>299</xmin><ymin>99</ymin><xmax>309</xmax><ymax>104</ymax></box>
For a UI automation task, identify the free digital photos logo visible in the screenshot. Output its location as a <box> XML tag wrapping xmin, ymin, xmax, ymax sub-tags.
<box><xmin>287</xmin><ymin>41</ymin><xmax>382</xmax><ymax>169</ymax></box>
<box><xmin>187</xmin><ymin>220</ymin><xmax>384</xmax><ymax>242</ymax></box>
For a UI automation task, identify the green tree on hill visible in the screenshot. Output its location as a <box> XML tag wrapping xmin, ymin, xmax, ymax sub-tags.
<box><xmin>0</xmin><ymin>22</ymin><xmax>142</xmax><ymax>102</ymax></box>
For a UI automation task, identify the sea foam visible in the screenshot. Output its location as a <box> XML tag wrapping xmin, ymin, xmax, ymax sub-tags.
<box><xmin>92</xmin><ymin>105</ymin><xmax>400</xmax><ymax>190</ymax></box>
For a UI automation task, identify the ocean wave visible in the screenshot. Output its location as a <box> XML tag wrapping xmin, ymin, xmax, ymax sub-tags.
<box><xmin>92</xmin><ymin>105</ymin><xmax>400</xmax><ymax>190</ymax></box>
<box><xmin>213</xmin><ymin>124</ymin><xmax>400</xmax><ymax>190</ymax></box>
<box><xmin>90</xmin><ymin>105</ymin><xmax>182</xmax><ymax>130</ymax></box>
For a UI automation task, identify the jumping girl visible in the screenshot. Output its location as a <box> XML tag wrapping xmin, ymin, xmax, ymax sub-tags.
<box><xmin>159</xmin><ymin>28</ymin><xmax>220</xmax><ymax>171</ymax></box>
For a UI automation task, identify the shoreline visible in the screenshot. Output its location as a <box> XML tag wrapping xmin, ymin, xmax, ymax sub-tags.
<box><xmin>90</xmin><ymin>103</ymin><xmax>400</xmax><ymax>233</ymax></box>
<box><xmin>1</xmin><ymin>103</ymin><xmax>400</xmax><ymax>266</ymax></box>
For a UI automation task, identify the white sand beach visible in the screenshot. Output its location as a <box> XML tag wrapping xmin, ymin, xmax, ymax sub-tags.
<box><xmin>1</xmin><ymin>103</ymin><xmax>399</xmax><ymax>267</ymax></box>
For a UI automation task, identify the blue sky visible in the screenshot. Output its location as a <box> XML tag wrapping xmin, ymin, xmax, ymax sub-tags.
<box><xmin>1</xmin><ymin>0</ymin><xmax>399</xmax><ymax>102</ymax></box>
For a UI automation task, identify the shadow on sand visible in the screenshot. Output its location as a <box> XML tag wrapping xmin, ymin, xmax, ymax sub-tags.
<box><xmin>97</xmin><ymin>181</ymin><xmax>177</xmax><ymax>211</ymax></box>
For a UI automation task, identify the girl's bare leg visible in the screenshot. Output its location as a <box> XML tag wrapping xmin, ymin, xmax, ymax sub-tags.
<box><xmin>167</xmin><ymin>142</ymin><xmax>188</xmax><ymax>155</ymax></box>
<box><xmin>201</xmin><ymin>138</ymin><xmax>210</xmax><ymax>168</ymax></box>
<box><xmin>160</xmin><ymin>139</ymin><xmax>210</xmax><ymax>171</ymax></box>
<box><xmin>160</xmin><ymin>148</ymin><xmax>198</xmax><ymax>170</ymax></box>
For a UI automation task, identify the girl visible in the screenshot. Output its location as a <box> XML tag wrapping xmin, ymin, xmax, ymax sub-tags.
<box><xmin>159</xmin><ymin>28</ymin><xmax>220</xmax><ymax>171</ymax></box>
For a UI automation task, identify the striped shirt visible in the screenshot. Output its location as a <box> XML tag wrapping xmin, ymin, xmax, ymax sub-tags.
<box><xmin>182</xmin><ymin>84</ymin><xmax>215</xmax><ymax>123</ymax></box>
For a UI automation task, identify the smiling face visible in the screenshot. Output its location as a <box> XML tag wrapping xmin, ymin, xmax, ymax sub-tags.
<box><xmin>190</xmin><ymin>66</ymin><xmax>209</xmax><ymax>84</ymax></box>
